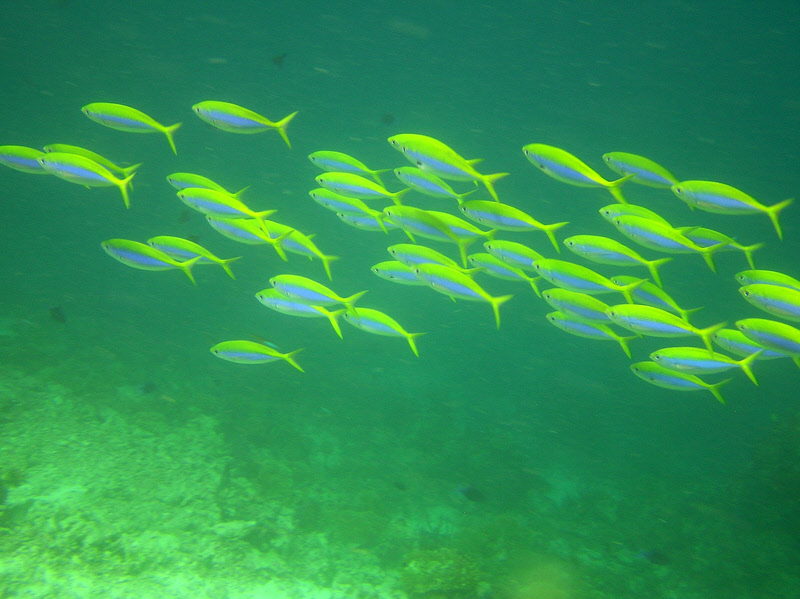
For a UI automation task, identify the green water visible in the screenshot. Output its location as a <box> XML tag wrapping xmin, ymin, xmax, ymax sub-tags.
<box><xmin>1</xmin><ymin>1</ymin><xmax>799</xmax><ymax>597</ymax></box>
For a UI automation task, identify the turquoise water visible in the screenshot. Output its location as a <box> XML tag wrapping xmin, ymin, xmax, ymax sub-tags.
<box><xmin>1</xmin><ymin>1</ymin><xmax>799</xmax><ymax>597</ymax></box>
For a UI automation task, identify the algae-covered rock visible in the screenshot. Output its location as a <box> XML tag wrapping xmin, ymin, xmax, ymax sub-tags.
<box><xmin>401</xmin><ymin>547</ymin><xmax>481</xmax><ymax>597</ymax></box>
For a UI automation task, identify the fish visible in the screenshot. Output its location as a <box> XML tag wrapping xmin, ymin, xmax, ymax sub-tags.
<box><xmin>458</xmin><ymin>200</ymin><xmax>568</xmax><ymax>252</ymax></box>
<box><xmin>0</xmin><ymin>145</ymin><xmax>48</xmax><ymax>174</ymax></box>
<box><xmin>467</xmin><ymin>253</ymin><xmax>541</xmax><ymax>295</ymax></box>
<box><xmin>541</xmin><ymin>289</ymin><xmax>613</xmax><ymax>324</ymax></box>
<box><xmin>308</xmin><ymin>151</ymin><xmax>389</xmax><ymax>184</ymax></box>
<box><xmin>545</xmin><ymin>311</ymin><xmax>635</xmax><ymax>357</ymax></box>
<box><xmin>341</xmin><ymin>307</ymin><xmax>424</xmax><ymax>357</ymax></box>
<box><xmin>563</xmin><ymin>234</ymin><xmax>672</xmax><ymax>288</ymax></box>
<box><xmin>522</xmin><ymin>143</ymin><xmax>633</xmax><ymax>203</ymax></box>
<box><xmin>482</xmin><ymin>240</ymin><xmax>544</xmax><ymax>272</ymax></box>
<box><xmin>599</xmin><ymin>203</ymin><xmax>673</xmax><ymax>227</ymax></box>
<box><xmin>101</xmin><ymin>239</ymin><xmax>201</xmax><ymax>284</ymax></box>
<box><xmin>712</xmin><ymin>328</ymin><xmax>795</xmax><ymax>363</ymax></box>
<box><xmin>739</xmin><ymin>284</ymin><xmax>800</xmax><ymax>323</ymax></box>
<box><xmin>382</xmin><ymin>205</ymin><xmax>466</xmax><ymax>263</ymax></box>
<box><xmin>630</xmin><ymin>361</ymin><xmax>729</xmax><ymax>404</ymax></box>
<box><xmin>269</xmin><ymin>274</ymin><xmax>367</xmax><ymax>316</ymax></box>
<box><xmin>205</xmin><ymin>216</ymin><xmax>288</xmax><ymax>257</ymax></box>
<box><xmin>166</xmin><ymin>172</ymin><xmax>248</xmax><ymax>198</ymax></box>
<box><xmin>650</xmin><ymin>346</ymin><xmax>762</xmax><ymax>385</ymax></box>
<box><xmin>192</xmin><ymin>101</ymin><xmax>298</xmax><ymax>148</ymax></box>
<box><xmin>337</xmin><ymin>211</ymin><xmax>398</xmax><ymax>232</ymax></box>
<box><xmin>412</xmin><ymin>262</ymin><xmax>513</xmax><ymax>329</ymax></box>
<box><xmin>735</xmin><ymin>319</ymin><xmax>800</xmax><ymax>363</ymax></box>
<box><xmin>209</xmin><ymin>340</ymin><xmax>304</xmax><ymax>371</ymax></box>
<box><xmin>610</xmin><ymin>275</ymin><xmax>701</xmax><ymax>323</ymax></box>
<box><xmin>176</xmin><ymin>188</ymin><xmax>280</xmax><ymax>243</ymax></box>
<box><xmin>393</xmin><ymin>166</ymin><xmax>476</xmax><ymax>202</ymax></box>
<box><xmin>38</xmin><ymin>152</ymin><xmax>135</xmax><ymax>208</ymax></box>
<box><xmin>388</xmin><ymin>133</ymin><xmax>508</xmax><ymax>202</ymax></box>
<box><xmin>601</xmin><ymin>152</ymin><xmax>678</xmax><ymax>188</ymax></box>
<box><xmin>388</xmin><ymin>243</ymin><xmax>475</xmax><ymax>274</ymax></box>
<box><xmin>426</xmin><ymin>210</ymin><xmax>496</xmax><ymax>265</ymax></box>
<box><xmin>255</xmin><ymin>288</ymin><xmax>345</xmax><ymax>339</ymax></box>
<box><xmin>735</xmin><ymin>269</ymin><xmax>800</xmax><ymax>292</ymax></box>
<box><xmin>371</xmin><ymin>260</ymin><xmax>427</xmax><ymax>286</ymax></box>
<box><xmin>315</xmin><ymin>172</ymin><xmax>410</xmax><ymax>204</ymax></box>
<box><xmin>146</xmin><ymin>236</ymin><xmax>241</xmax><ymax>279</ymax></box>
<box><xmin>609</xmin><ymin>215</ymin><xmax>727</xmax><ymax>273</ymax></box>
<box><xmin>531</xmin><ymin>259</ymin><xmax>644</xmax><ymax>303</ymax></box>
<box><xmin>309</xmin><ymin>188</ymin><xmax>390</xmax><ymax>232</ymax></box>
<box><xmin>43</xmin><ymin>144</ymin><xmax>141</xmax><ymax>178</ymax></box>
<box><xmin>82</xmin><ymin>102</ymin><xmax>181</xmax><ymax>154</ymax></box>
<box><xmin>606</xmin><ymin>304</ymin><xmax>725</xmax><ymax>351</ymax></box>
<box><xmin>671</xmin><ymin>181</ymin><xmax>793</xmax><ymax>240</ymax></box>
<box><xmin>675</xmin><ymin>226</ymin><xmax>763</xmax><ymax>270</ymax></box>
<box><xmin>259</xmin><ymin>220</ymin><xmax>339</xmax><ymax>280</ymax></box>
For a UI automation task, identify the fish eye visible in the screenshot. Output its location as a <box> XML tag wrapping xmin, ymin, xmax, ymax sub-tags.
<box><xmin>416</xmin><ymin>161</ymin><xmax>422</xmax><ymax>166</ymax></box>
<box><xmin>743</xmin><ymin>290</ymin><xmax>750</xmax><ymax>296</ymax></box>
<box><xmin>675</xmin><ymin>187</ymin><xmax>682</xmax><ymax>193</ymax></box>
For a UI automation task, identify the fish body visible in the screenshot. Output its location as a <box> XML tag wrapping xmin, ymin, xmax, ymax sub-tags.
<box><xmin>610</xmin><ymin>275</ymin><xmax>700</xmax><ymax>322</ymax></box>
<box><xmin>467</xmin><ymin>253</ymin><xmax>541</xmax><ymax>295</ymax></box>
<box><xmin>388</xmin><ymin>243</ymin><xmax>472</xmax><ymax>273</ymax></box>
<box><xmin>735</xmin><ymin>269</ymin><xmax>800</xmax><ymax>292</ymax></box>
<box><xmin>712</xmin><ymin>328</ymin><xmax>793</xmax><ymax>362</ymax></box>
<box><xmin>371</xmin><ymin>260</ymin><xmax>427</xmax><ymax>286</ymax></box>
<box><xmin>602</xmin><ymin>152</ymin><xmax>678</xmax><ymax>188</ymax></box>
<box><xmin>412</xmin><ymin>262</ymin><xmax>513</xmax><ymax>328</ymax></box>
<box><xmin>0</xmin><ymin>145</ymin><xmax>48</xmax><ymax>174</ymax></box>
<box><xmin>82</xmin><ymin>102</ymin><xmax>181</xmax><ymax>154</ymax></box>
<box><xmin>269</xmin><ymin>274</ymin><xmax>366</xmax><ymax>316</ymax></box>
<box><xmin>393</xmin><ymin>166</ymin><xmax>475</xmax><ymax>202</ymax></box>
<box><xmin>177</xmin><ymin>188</ymin><xmax>274</xmax><ymax>222</ymax></box>
<box><xmin>739</xmin><ymin>284</ymin><xmax>800</xmax><ymax>322</ymax></box>
<box><xmin>606</xmin><ymin>304</ymin><xmax>725</xmax><ymax>351</ymax></box>
<box><xmin>101</xmin><ymin>239</ymin><xmax>200</xmax><ymax>284</ymax></box>
<box><xmin>210</xmin><ymin>340</ymin><xmax>304</xmax><ymax>371</ymax></box>
<box><xmin>671</xmin><ymin>180</ymin><xmax>793</xmax><ymax>240</ymax></box>
<box><xmin>337</xmin><ymin>211</ymin><xmax>398</xmax><ymax>232</ymax></box>
<box><xmin>599</xmin><ymin>203</ymin><xmax>672</xmax><ymax>227</ymax></box>
<box><xmin>482</xmin><ymin>240</ymin><xmax>543</xmax><ymax>272</ymax></box>
<box><xmin>545</xmin><ymin>311</ymin><xmax>634</xmax><ymax>357</ymax></box>
<box><xmin>259</xmin><ymin>220</ymin><xmax>338</xmax><ymax>280</ymax></box>
<box><xmin>458</xmin><ymin>200</ymin><xmax>567</xmax><ymax>252</ymax></box>
<box><xmin>522</xmin><ymin>143</ymin><xmax>632</xmax><ymax>203</ymax></box>
<box><xmin>650</xmin><ymin>346</ymin><xmax>761</xmax><ymax>385</ymax></box>
<box><xmin>388</xmin><ymin>133</ymin><xmax>507</xmax><ymax>201</ymax></box>
<box><xmin>542</xmin><ymin>289</ymin><xmax>612</xmax><ymax>324</ymax></box>
<box><xmin>564</xmin><ymin>234</ymin><xmax>671</xmax><ymax>288</ymax></box>
<box><xmin>382</xmin><ymin>205</ymin><xmax>471</xmax><ymax>263</ymax></box>
<box><xmin>308</xmin><ymin>151</ymin><xmax>388</xmax><ymax>184</ymax></box>
<box><xmin>255</xmin><ymin>288</ymin><xmax>345</xmax><ymax>338</ymax></box>
<box><xmin>532</xmin><ymin>259</ymin><xmax>643</xmax><ymax>303</ymax></box>
<box><xmin>44</xmin><ymin>144</ymin><xmax>141</xmax><ymax>177</ymax></box>
<box><xmin>38</xmin><ymin>152</ymin><xmax>134</xmax><ymax>208</ymax></box>
<box><xmin>309</xmin><ymin>188</ymin><xmax>389</xmax><ymax>232</ymax></box>
<box><xmin>166</xmin><ymin>172</ymin><xmax>248</xmax><ymax>197</ymax></box>
<box><xmin>676</xmin><ymin>226</ymin><xmax>763</xmax><ymax>270</ymax></box>
<box><xmin>146</xmin><ymin>235</ymin><xmax>240</xmax><ymax>279</ymax></box>
<box><xmin>736</xmin><ymin>318</ymin><xmax>800</xmax><ymax>357</ymax></box>
<box><xmin>630</xmin><ymin>361</ymin><xmax>729</xmax><ymax>404</ymax></box>
<box><xmin>341</xmin><ymin>307</ymin><xmax>424</xmax><ymax>357</ymax></box>
<box><xmin>316</xmin><ymin>172</ymin><xmax>409</xmax><ymax>204</ymax></box>
<box><xmin>192</xmin><ymin>101</ymin><xmax>297</xmax><ymax>148</ymax></box>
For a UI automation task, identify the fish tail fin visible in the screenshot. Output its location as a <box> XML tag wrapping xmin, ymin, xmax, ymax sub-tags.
<box><xmin>699</xmin><ymin>241</ymin><xmax>729</xmax><ymax>273</ymax></box>
<box><xmin>282</xmin><ymin>348</ymin><xmax>305</xmax><ymax>372</ymax></box>
<box><xmin>220</xmin><ymin>256</ymin><xmax>242</xmax><ymax>280</ymax></box>
<box><xmin>321</xmin><ymin>254</ymin><xmax>339</xmax><ymax>281</ymax></box>
<box><xmin>233</xmin><ymin>185</ymin><xmax>251</xmax><ymax>199</ymax></box>
<box><xmin>606</xmin><ymin>174</ymin><xmax>635</xmax><ymax>204</ymax></box>
<box><xmin>528</xmin><ymin>275</ymin><xmax>542</xmax><ymax>298</ymax></box>
<box><xmin>738</xmin><ymin>349</ymin><xmax>764</xmax><ymax>385</ymax></box>
<box><xmin>490</xmin><ymin>294</ymin><xmax>514</xmax><ymax>329</ymax></box>
<box><xmin>370</xmin><ymin>168</ymin><xmax>391</xmax><ymax>185</ymax></box>
<box><xmin>121</xmin><ymin>163</ymin><xmax>143</xmax><ymax>178</ymax></box>
<box><xmin>741</xmin><ymin>242</ymin><xmax>764</xmax><ymax>270</ymax></box>
<box><xmin>766</xmin><ymin>198</ymin><xmax>793</xmax><ymax>240</ymax></box>
<box><xmin>179</xmin><ymin>255</ymin><xmax>202</xmax><ymax>286</ymax></box>
<box><xmin>164</xmin><ymin>122</ymin><xmax>182</xmax><ymax>155</ymax></box>
<box><xmin>118</xmin><ymin>172</ymin><xmax>135</xmax><ymax>209</ymax></box>
<box><xmin>678</xmin><ymin>306</ymin><xmax>703</xmax><ymax>324</ymax></box>
<box><xmin>619</xmin><ymin>278</ymin><xmax>647</xmax><ymax>304</ymax></box>
<box><xmin>457</xmin><ymin>238</ymin><xmax>475</xmax><ymax>268</ymax></box>
<box><xmin>793</xmin><ymin>356</ymin><xmax>800</xmax><ymax>369</ymax></box>
<box><xmin>455</xmin><ymin>188</ymin><xmax>479</xmax><ymax>204</ymax></box>
<box><xmin>375</xmin><ymin>213</ymin><xmax>390</xmax><ymax>234</ymax></box>
<box><xmin>407</xmin><ymin>332</ymin><xmax>425</xmax><ymax>357</ymax></box>
<box><xmin>646</xmin><ymin>257</ymin><xmax>673</xmax><ymax>288</ymax></box>
<box><xmin>618</xmin><ymin>335</ymin><xmax>637</xmax><ymax>359</ymax></box>
<box><xmin>698</xmin><ymin>321</ymin><xmax>728</xmax><ymax>352</ymax></box>
<box><xmin>483</xmin><ymin>172</ymin><xmax>510</xmax><ymax>202</ymax></box>
<box><xmin>706</xmin><ymin>378</ymin><xmax>732</xmax><ymax>404</ymax></box>
<box><xmin>343</xmin><ymin>290</ymin><xmax>369</xmax><ymax>317</ymax></box>
<box><xmin>327</xmin><ymin>308</ymin><xmax>347</xmax><ymax>339</ymax></box>
<box><xmin>392</xmin><ymin>187</ymin><xmax>412</xmax><ymax>206</ymax></box>
<box><xmin>258</xmin><ymin>219</ymin><xmax>290</xmax><ymax>261</ymax></box>
<box><xmin>543</xmin><ymin>221</ymin><xmax>570</xmax><ymax>253</ymax></box>
<box><xmin>274</xmin><ymin>111</ymin><xmax>298</xmax><ymax>149</ymax></box>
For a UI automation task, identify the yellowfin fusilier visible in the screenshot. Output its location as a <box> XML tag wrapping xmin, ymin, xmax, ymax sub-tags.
<box><xmin>371</xmin><ymin>261</ymin><xmax>427</xmax><ymax>286</ymax></box>
<box><xmin>209</xmin><ymin>340</ymin><xmax>304</xmax><ymax>371</ymax></box>
<box><xmin>259</xmin><ymin>220</ymin><xmax>338</xmax><ymax>280</ymax></box>
<box><xmin>308</xmin><ymin>151</ymin><xmax>389</xmax><ymax>184</ymax></box>
<box><xmin>650</xmin><ymin>346</ymin><xmax>762</xmax><ymax>386</ymax></box>
<box><xmin>671</xmin><ymin>181</ymin><xmax>793</xmax><ymax>240</ymax></box>
<box><xmin>269</xmin><ymin>274</ymin><xmax>367</xmax><ymax>317</ymax></box>
<box><xmin>388</xmin><ymin>243</ymin><xmax>476</xmax><ymax>274</ymax></box>
<box><xmin>735</xmin><ymin>269</ymin><xmax>800</xmax><ymax>292</ymax></box>
<box><xmin>531</xmin><ymin>259</ymin><xmax>644</xmax><ymax>303</ymax></box>
<box><xmin>542</xmin><ymin>289</ymin><xmax>613</xmax><ymax>324</ymax></box>
<box><xmin>166</xmin><ymin>172</ymin><xmax>249</xmax><ymax>198</ymax></box>
<box><xmin>601</xmin><ymin>152</ymin><xmax>678</xmax><ymax>188</ymax></box>
<box><xmin>0</xmin><ymin>145</ymin><xmax>48</xmax><ymax>174</ymax></box>
<box><xmin>735</xmin><ymin>318</ymin><xmax>800</xmax><ymax>360</ymax></box>
<box><xmin>393</xmin><ymin>166</ymin><xmax>476</xmax><ymax>203</ymax></box>
<box><xmin>610</xmin><ymin>275</ymin><xmax>701</xmax><ymax>323</ymax></box>
<box><xmin>545</xmin><ymin>311</ymin><xmax>635</xmax><ymax>357</ymax></box>
<box><xmin>315</xmin><ymin>172</ymin><xmax>410</xmax><ymax>205</ymax></box>
<box><xmin>255</xmin><ymin>288</ymin><xmax>346</xmax><ymax>339</ymax></box>
<box><xmin>38</xmin><ymin>152</ymin><xmax>135</xmax><ymax>208</ymax></box>
<box><xmin>204</xmin><ymin>216</ymin><xmax>293</xmax><ymax>261</ymax></box>
<box><xmin>712</xmin><ymin>328</ymin><xmax>796</xmax><ymax>363</ymax></box>
<box><xmin>599</xmin><ymin>203</ymin><xmax>673</xmax><ymax>227</ymax></box>
<box><xmin>382</xmin><ymin>205</ymin><xmax>467</xmax><ymax>264</ymax></box>
<box><xmin>337</xmin><ymin>211</ymin><xmax>399</xmax><ymax>232</ymax></box>
<box><xmin>458</xmin><ymin>200</ymin><xmax>568</xmax><ymax>253</ymax></box>
<box><xmin>388</xmin><ymin>133</ymin><xmax>508</xmax><ymax>202</ymax></box>
<box><xmin>44</xmin><ymin>144</ymin><xmax>141</xmax><ymax>178</ymax></box>
<box><xmin>341</xmin><ymin>307</ymin><xmax>424</xmax><ymax>357</ymax></box>
<box><xmin>309</xmin><ymin>188</ymin><xmax>389</xmax><ymax>233</ymax></box>
<box><xmin>467</xmin><ymin>253</ymin><xmax>541</xmax><ymax>296</ymax></box>
<box><xmin>192</xmin><ymin>101</ymin><xmax>297</xmax><ymax>148</ymax></box>
<box><xmin>177</xmin><ymin>187</ymin><xmax>277</xmax><ymax>231</ymax></box>
<box><xmin>412</xmin><ymin>262</ymin><xmax>513</xmax><ymax>329</ymax></box>
<box><xmin>739</xmin><ymin>284</ymin><xmax>800</xmax><ymax>323</ymax></box>
<box><xmin>609</xmin><ymin>214</ymin><xmax>727</xmax><ymax>273</ymax></box>
<box><xmin>606</xmin><ymin>304</ymin><xmax>725</xmax><ymax>351</ymax></box>
<box><xmin>101</xmin><ymin>239</ymin><xmax>201</xmax><ymax>285</ymax></box>
<box><xmin>82</xmin><ymin>102</ymin><xmax>181</xmax><ymax>155</ymax></box>
<box><xmin>564</xmin><ymin>234</ymin><xmax>672</xmax><ymax>288</ymax></box>
<box><xmin>630</xmin><ymin>361</ymin><xmax>729</xmax><ymax>404</ymax></box>
<box><xmin>675</xmin><ymin>226</ymin><xmax>763</xmax><ymax>270</ymax></box>
<box><xmin>522</xmin><ymin>143</ymin><xmax>633</xmax><ymax>204</ymax></box>
<box><xmin>146</xmin><ymin>236</ymin><xmax>241</xmax><ymax>280</ymax></box>
<box><xmin>482</xmin><ymin>240</ymin><xmax>544</xmax><ymax>272</ymax></box>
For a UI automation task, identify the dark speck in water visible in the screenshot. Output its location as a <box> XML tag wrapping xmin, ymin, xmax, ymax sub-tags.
<box><xmin>50</xmin><ymin>306</ymin><xmax>66</xmax><ymax>323</ymax></box>
<box><xmin>457</xmin><ymin>485</ymin><xmax>486</xmax><ymax>502</ymax></box>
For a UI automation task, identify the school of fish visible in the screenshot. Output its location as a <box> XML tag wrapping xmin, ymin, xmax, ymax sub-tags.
<box><xmin>1</xmin><ymin>101</ymin><xmax>798</xmax><ymax>404</ymax></box>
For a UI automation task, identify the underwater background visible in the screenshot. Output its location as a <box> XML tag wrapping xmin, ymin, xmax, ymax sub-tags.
<box><xmin>1</xmin><ymin>1</ymin><xmax>799</xmax><ymax>597</ymax></box>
